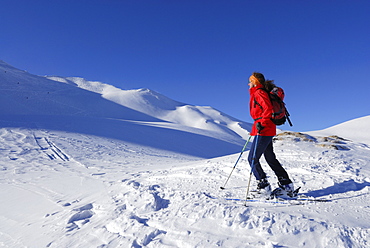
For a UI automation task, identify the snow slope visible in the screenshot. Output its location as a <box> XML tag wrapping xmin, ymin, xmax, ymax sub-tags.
<box><xmin>1</xmin><ymin>60</ymin><xmax>249</xmax><ymax>159</ymax></box>
<box><xmin>47</xmin><ymin>76</ymin><xmax>251</xmax><ymax>139</ymax></box>
<box><xmin>1</xmin><ymin>61</ymin><xmax>370</xmax><ymax>247</ymax></box>
<box><xmin>308</xmin><ymin>115</ymin><xmax>370</xmax><ymax>145</ymax></box>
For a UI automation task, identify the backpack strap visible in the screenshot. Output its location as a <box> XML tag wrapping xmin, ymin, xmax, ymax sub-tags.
<box><xmin>253</xmin><ymin>87</ymin><xmax>269</xmax><ymax>110</ymax></box>
<box><xmin>254</xmin><ymin>98</ymin><xmax>263</xmax><ymax>110</ymax></box>
<box><xmin>285</xmin><ymin>108</ymin><xmax>293</xmax><ymax>126</ymax></box>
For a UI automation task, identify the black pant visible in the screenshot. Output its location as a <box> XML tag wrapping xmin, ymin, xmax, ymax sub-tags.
<box><xmin>248</xmin><ymin>135</ymin><xmax>291</xmax><ymax>184</ymax></box>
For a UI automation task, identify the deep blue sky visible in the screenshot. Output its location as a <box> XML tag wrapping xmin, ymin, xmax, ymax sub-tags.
<box><xmin>1</xmin><ymin>0</ymin><xmax>369</xmax><ymax>132</ymax></box>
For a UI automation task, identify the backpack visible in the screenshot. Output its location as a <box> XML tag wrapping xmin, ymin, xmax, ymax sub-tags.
<box><xmin>257</xmin><ymin>87</ymin><xmax>293</xmax><ymax>126</ymax></box>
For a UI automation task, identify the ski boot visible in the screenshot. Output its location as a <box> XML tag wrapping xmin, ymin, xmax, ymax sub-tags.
<box><xmin>271</xmin><ymin>182</ymin><xmax>300</xmax><ymax>199</ymax></box>
<box><xmin>257</xmin><ymin>178</ymin><xmax>272</xmax><ymax>198</ymax></box>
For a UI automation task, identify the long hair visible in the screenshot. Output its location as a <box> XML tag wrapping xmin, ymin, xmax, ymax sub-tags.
<box><xmin>253</xmin><ymin>72</ymin><xmax>276</xmax><ymax>92</ymax></box>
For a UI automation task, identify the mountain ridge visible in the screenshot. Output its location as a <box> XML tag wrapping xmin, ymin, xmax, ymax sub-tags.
<box><xmin>0</xmin><ymin>60</ymin><xmax>250</xmax><ymax>158</ymax></box>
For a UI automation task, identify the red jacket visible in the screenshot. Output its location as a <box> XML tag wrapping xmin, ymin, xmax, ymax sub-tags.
<box><xmin>249</xmin><ymin>84</ymin><xmax>276</xmax><ymax>136</ymax></box>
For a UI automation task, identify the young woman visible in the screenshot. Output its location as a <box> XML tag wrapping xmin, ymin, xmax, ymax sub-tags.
<box><xmin>248</xmin><ymin>72</ymin><xmax>294</xmax><ymax>196</ymax></box>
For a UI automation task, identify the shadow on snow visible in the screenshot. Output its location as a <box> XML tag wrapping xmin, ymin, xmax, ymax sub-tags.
<box><xmin>304</xmin><ymin>179</ymin><xmax>370</xmax><ymax>198</ymax></box>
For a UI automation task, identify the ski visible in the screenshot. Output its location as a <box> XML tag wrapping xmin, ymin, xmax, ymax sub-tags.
<box><xmin>269</xmin><ymin>186</ymin><xmax>331</xmax><ymax>202</ymax></box>
<box><xmin>204</xmin><ymin>192</ymin><xmax>330</xmax><ymax>205</ymax></box>
<box><xmin>203</xmin><ymin>192</ymin><xmax>302</xmax><ymax>205</ymax></box>
<box><xmin>272</xmin><ymin>195</ymin><xmax>331</xmax><ymax>202</ymax></box>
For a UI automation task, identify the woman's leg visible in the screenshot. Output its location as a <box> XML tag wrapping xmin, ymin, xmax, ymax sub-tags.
<box><xmin>248</xmin><ymin>136</ymin><xmax>273</xmax><ymax>180</ymax></box>
<box><xmin>263</xmin><ymin>140</ymin><xmax>292</xmax><ymax>185</ymax></box>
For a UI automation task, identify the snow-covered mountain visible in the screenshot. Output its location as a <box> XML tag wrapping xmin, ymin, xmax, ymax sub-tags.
<box><xmin>308</xmin><ymin>115</ymin><xmax>370</xmax><ymax>145</ymax></box>
<box><xmin>1</xmin><ymin>60</ymin><xmax>369</xmax><ymax>247</ymax></box>
<box><xmin>47</xmin><ymin>76</ymin><xmax>250</xmax><ymax>139</ymax></box>
<box><xmin>0</xmin><ymin>60</ymin><xmax>250</xmax><ymax>158</ymax></box>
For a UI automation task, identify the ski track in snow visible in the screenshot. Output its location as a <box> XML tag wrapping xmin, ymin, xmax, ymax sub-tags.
<box><xmin>0</xmin><ymin>128</ymin><xmax>369</xmax><ymax>247</ymax></box>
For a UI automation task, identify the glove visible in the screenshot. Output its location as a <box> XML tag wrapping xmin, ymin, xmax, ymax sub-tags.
<box><xmin>256</xmin><ymin>122</ymin><xmax>264</xmax><ymax>133</ymax></box>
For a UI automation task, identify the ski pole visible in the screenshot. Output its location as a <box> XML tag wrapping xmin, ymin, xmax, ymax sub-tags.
<box><xmin>220</xmin><ymin>135</ymin><xmax>252</xmax><ymax>190</ymax></box>
<box><xmin>244</xmin><ymin>134</ymin><xmax>259</xmax><ymax>204</ymax></box>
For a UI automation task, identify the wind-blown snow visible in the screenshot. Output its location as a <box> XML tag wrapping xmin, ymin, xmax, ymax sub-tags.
<box><xmin>1</xmin><ymin>60</ymin><xmax>369</xmax><ymax>247</ymax></box>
